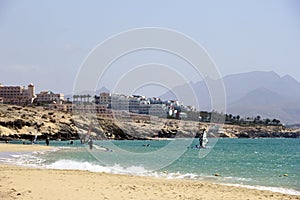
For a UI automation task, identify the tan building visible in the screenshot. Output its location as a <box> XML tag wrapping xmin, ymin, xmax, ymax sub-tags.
<box><xmin>0</xmin><ymin>83</ymin><xmax>36</xmax><ymax>104</ymax></box>
<box><xmin>100</xmin><ymin>92</ymin><xmax>112</xmax><ymax>106</ymax></box>
<box><xmin>36</xmin><ymin>91</ymin><xmax>64</xmax><ymax>104</ymax></box>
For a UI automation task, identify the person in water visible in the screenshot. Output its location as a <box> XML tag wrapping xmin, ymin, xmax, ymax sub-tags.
<box><xmin>199</xmin><ymin>132</ymin><xmax>204</xmax><ymax>148</ymax></box>
<box><xmin>45</xmin><ymin>137</ymin><xmax>50</xmax><ymax>146</ymax></box>
<box><xmin>88</xmin><ymin>139</ymin><xmax>93</xmax><ymax>150</ymax></box>
<box><xmin>196</xmin><ymin>128</ymin><xmax>206</xmax><ymax>148</ymax></box>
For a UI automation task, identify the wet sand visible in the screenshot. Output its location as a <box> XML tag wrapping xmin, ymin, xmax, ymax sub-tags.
<box><xmin>0</xmin><ymin>143</ymin><xmax>299</xmax><ymax>200</ymax></box>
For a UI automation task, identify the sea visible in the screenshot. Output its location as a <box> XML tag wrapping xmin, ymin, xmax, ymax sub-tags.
<box><xmin>0</xmin><ymin>138</ymin><xmax>299</xmax><ymax>196</ymax></box>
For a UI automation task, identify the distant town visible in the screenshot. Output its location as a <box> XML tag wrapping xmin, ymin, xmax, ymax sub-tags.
<box><xmin>0</xmin><ymin>83</ymin><xmax>282</xmax><ymax>126</ymax></box>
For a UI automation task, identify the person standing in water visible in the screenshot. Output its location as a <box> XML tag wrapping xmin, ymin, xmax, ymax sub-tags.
<box><xmin>45</xmin><ymin>137</ymin><xmax>50</xmax><ymax>146</ymax></box>
<box><xmin>199</xmin><ymin>133</ymin><xmax>204</xmax><ymax>147</ymax></box>
<box><xmin>196</xmin><ymin>128</ymin><xmax>206</xmax><ymax>148</ymax></box>
<box><xmin>88</xmin><ymin>138</ymin><xmax>93</xmax><ymax>150</ymax></box>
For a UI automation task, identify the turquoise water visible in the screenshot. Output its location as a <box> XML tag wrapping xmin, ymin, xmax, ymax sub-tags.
<box><xmin>2</xmin><ymin>138</ymin><xmax>300</xmax><ymax>195</ymax></box>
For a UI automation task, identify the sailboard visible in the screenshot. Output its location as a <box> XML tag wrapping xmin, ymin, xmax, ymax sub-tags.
<box><xmin>92</xmin><ymin>144</ymin><xmax>113</xmax><ymax>152</ymax></box>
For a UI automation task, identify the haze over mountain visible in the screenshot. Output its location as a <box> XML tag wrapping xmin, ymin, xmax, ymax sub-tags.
<box><xmin>67</xmin><ymin>71</ymin><xmax>300</xmax><ymax>124</ymax></box>
<box><xmin>160</xmin><ymin>71</ymin><xmax>300</xmax><ymax>124</ymax></box>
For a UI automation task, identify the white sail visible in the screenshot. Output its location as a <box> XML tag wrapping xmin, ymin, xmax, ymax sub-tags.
<box><xmin>33</xmin><ymin>134</ymin><xmax>38</xmax><ymax>143</ymax></box>
<box><xmin>203</xmin><ymin>130</ymin><xmax>208</xmax><ymax>146</ymax></box>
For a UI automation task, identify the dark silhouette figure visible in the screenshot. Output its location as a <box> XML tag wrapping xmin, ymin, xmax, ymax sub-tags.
<box><xmin>46</xmin><ymin>137</ymin><xmax>50</xmax><ymax>146</ymax></box>
<box><xmin>88</xmin><ymin>139</ymin><xmax>93</xmax><ymax>150</ymax></box>
<box><xmin>195</xmin><ymin>128</ymin><xmax>206</xmax><ymax>148</ymax></box>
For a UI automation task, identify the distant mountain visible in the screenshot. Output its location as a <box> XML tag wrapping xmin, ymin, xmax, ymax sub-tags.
<box><xmin>160</xmin><ymin>71</ymin><xmax>300</xmax><ymax>124</ymax></box>
<box><xmin>96</xmin><ymin>86</ymin><xmax>111</xmax><ymax>94</ymax></box>
<box><xmin>286</xmin><ymin>123</ymin><xmax>300</xmax><ymax>128</ymax></box>
<box><xmin>222</xmin><ymin>71</ymin><xmax>281</xmax><ymax>103</ymax></box>
<box><xmin>227</xmin><ymin>87</ymin><xmax>300</xmax><ymax>124</ymax></box>
<box><xmin>268</xmin><ymin>75</ymin><xmax>300</xmax><ymax>99</ymax></box>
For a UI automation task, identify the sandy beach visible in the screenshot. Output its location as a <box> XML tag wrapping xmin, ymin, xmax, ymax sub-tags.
<box><xmin>0</xmin><ymin>143</ymin><xmax>51</xmax><ymax>152</ymax></box>
<box><xmin>0</xmin><ymin>143</ymin><xmax>299</xmax><ymax>200</ymax></box>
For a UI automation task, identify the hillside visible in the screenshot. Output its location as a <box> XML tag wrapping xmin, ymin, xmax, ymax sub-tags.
<box><xmin>0</xmin><ymin>105</ymin><xmax>299</xmax><ymax>141</ymax></box>
<box><xmin>160</xmin><ymin>71</ymin><xmax>300</xmax><ymax>124</ymax></box>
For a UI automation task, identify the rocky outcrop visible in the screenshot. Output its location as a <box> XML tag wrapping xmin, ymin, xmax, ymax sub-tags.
<box><xmin>220</xmin><ymin>124</ymin><xmax>300</xmax><ymax>138</ymax></box>
<box><xmin>0</xmin><ymin>104</ymin><xmax>299</xmax><ymax>141</ymax></box>
<box><xmin>0</xmin><ymin>105</ymin><xmax>78</xmax><ymax>141</ymax></box>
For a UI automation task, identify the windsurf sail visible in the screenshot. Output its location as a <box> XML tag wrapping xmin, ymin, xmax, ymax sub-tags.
<box><xmin>33</xmin><ymin>133</ymin><xmax>38</xmax><ymax>143</ymax></box>
<box><xmin>202</xmin><ymin>130</ymin><xmax>208</xmax><ymax>147</ymax></box>
<box><xmin>82</xmin><ymin>121</ymin><xmax>93</xmax><ymax>144</ymax></box>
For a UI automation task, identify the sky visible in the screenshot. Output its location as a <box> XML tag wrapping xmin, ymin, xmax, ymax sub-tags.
<box><xmin>0</xmin><ymin>0</ymin><xmax>300</xmax><ymax>96</ymax></box>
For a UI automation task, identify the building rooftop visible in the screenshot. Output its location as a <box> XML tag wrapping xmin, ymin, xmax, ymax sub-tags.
<box><xmin>39</xmin><ymin>91</ymin><xmax>55</xmax><ymax>95</ymax></box>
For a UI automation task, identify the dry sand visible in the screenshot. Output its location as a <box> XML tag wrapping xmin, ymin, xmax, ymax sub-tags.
<box><xmin>0</xmin><ymin>143</ymin><xmax>299</xmax><ymax>200</ymax></box>
<box><xmin>0</xmin><ymin>143</ymin><xmax>51</xmax><ymax>152</ymax></box>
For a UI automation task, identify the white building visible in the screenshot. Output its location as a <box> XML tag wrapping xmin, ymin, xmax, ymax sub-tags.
<box><xmin>36</xmin><ymin>91</ymin><xmax>64</xmax><ymax>104</ymax></box>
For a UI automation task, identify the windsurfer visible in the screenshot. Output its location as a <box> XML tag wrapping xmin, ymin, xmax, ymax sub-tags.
<box><xmin>196</xmin><ymin>128</ymin><xmax>207</xmax><ymax>148</ymax></box>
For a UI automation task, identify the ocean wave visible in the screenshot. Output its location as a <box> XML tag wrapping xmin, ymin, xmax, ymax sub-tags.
<box><xmin>222</xmin><ymin>176</ymin><xmax>253</xmax><ymax>182</ymax></box>
<box><xmin>45</xmin><ymin>159</ymin><xmax>150</xmax><ymax>175</ymax></box>
<box><xmin>222</xmin><ymin>183</ymin><xmax>300</xmax><ymax>196</ymax></box>
<box><xmin>44</xmin><ymin>160</ymin><xmax>208</xmax><ymax>180</ymax></box>
<box><xmin>2</xmin><ymin>153</ymin><xmax>299</xmax><ymax>196</ymax></box>
<box><xmin>45</xmin><ymin>160</ymin><xmax>300</xmax><ymax>196</ymax></box>
<box><xmin>0</xmin><ymin>148</ymin><xmax>59</xmax><ymax>167</ymax></box>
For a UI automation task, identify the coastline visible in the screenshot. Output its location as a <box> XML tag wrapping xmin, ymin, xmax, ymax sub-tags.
<box><xmin>1</xmin><ymin>104</ymin><xmax>299</xmax><ymax>142</ymax></box>
<box><xmin>0</xmin><ymin>143</ymin><xmax>299</xmax><ymax>200</ymax></box>
<box><xmin>0</xmin><ymin>143</ymin><xmax>51</xmax><ymax>152</ymax></box>
<box><xmin>0</xmin><ymin>164</ymin><xmax>299</xmax><ymax>200</ymax></box>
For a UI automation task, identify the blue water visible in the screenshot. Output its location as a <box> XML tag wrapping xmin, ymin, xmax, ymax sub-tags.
<box><xmin>2</xmin><ymin>138</ymin><xmax>300</xmax><ymax>195</ymax></box>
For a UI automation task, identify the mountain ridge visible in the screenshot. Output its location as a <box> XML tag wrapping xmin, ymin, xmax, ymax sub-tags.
<box><xmin>160</xmin><ymin>71</ymin><xmax>300</xmax><ymax>124</ymax></box>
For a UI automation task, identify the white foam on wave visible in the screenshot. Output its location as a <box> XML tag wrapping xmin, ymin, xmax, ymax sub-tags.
<box><xmin>45</xmin><ymin>160</ymin><xmax>201</xmax><ymax>180</ymax></box>
<box><xmin>46</xmin><ymin>159</ymin><xmax>150</xmax><ymax>175</ymax></box>
<box><xmin>5</xmin><ymin>149</ymin><xmax>298</xmax><ymax>197</ymax></box>
<box><xmin>161</xmin><ymin>172</ymin><xmax>200</xmax><ymax>180</ymax></box>
<box><xmin>13</xmin><ymin>157</ymin><xmax>299</xmax><ymax>196</ymax></box>
<box><xmin>223</xmin><ymin>183</ymin><xmax>300</xmax><ymax>196</ymax></box>
<box><xmin>0</xmin><ymin>147</ymin><xmax>60</xmax><ymax>167</ymax></box>
<box><xmin>222</xmin><ymin>176</ymin><xmax>253</xmax><ymax>182</ymax></box>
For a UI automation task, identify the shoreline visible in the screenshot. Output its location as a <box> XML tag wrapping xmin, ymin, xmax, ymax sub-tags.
<box><xmin>0</xmin><ymin>143</ymin><xmax>52</xmax><ymax>152</ymax></box>
<box><xmin>0</xmin><ymin>163</ymin><xmax>299</xmax><ymax>200</ymax></box>
<box><xmin>0</xmin><ymin>143</ymin><xmax>299</xmax><ymax>200</ymax></box>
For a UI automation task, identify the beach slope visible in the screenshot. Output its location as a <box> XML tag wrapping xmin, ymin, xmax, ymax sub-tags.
<box><xmin>0</xmin><ymin>144</ymin><xmax>299</xmax><ymax>200</ymax></box>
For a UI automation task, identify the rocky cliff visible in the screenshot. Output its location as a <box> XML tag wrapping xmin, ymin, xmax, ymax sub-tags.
<box><xmin>0</xmin><ymin>105</ymin><xmax>299</xmax><ymax>141</ymax></box>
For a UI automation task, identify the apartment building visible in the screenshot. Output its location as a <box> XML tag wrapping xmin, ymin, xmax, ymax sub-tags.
<box><xmin>99</xmin><ymin>92</ymin><xmax>112</xmax><ymax>107</ymax></box>
<box><xmin>0</xmin><ymin>83</ymin><xmax>35</xmax><ymax>104</ymax></box>
<box><xmin>36</xmin><ymin>91</ymin><xmax>64</xmax><ymax>104</ymax></box>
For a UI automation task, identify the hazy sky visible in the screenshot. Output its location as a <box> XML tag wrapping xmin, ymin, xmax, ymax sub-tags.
<box><xmin>0</xmin><ymin>0</ymin><xmax>299</xmax><ymax>95</ymax></box>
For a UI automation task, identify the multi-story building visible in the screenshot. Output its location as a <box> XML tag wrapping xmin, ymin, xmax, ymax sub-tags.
<box><xmin>36</xmin><ymin>91</ymin><xmax>64</xmax><ymax>104</ymax></box>
<box><xmin>0</xmin><ymin>83</ymin><xmax>36</xmax><ymax>104</ymax></box>
<box><xmin>96</xmin><ymin>92</ymin><xmax>194</xmax><ymax>119</ymax></box>
<box><xmin>110</xmin><ymin>94</ymin><xmax>128</xmax><ymax>110</ymax></box>
<box><xmin>128</xmin><ymin>96</ymin><xmax>140</xmax><ymax>113</ymax></box>
<box><xmin>99</xmin><ymin>92</ymin><xmax>112</xmax><ymax>107</ymax></box>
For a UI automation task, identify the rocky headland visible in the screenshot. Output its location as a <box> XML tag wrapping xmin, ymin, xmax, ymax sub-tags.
<box><xmin>0</xmin><ymin>104</ymin><xmax>299</xmax><ymax>141</ymax></box>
